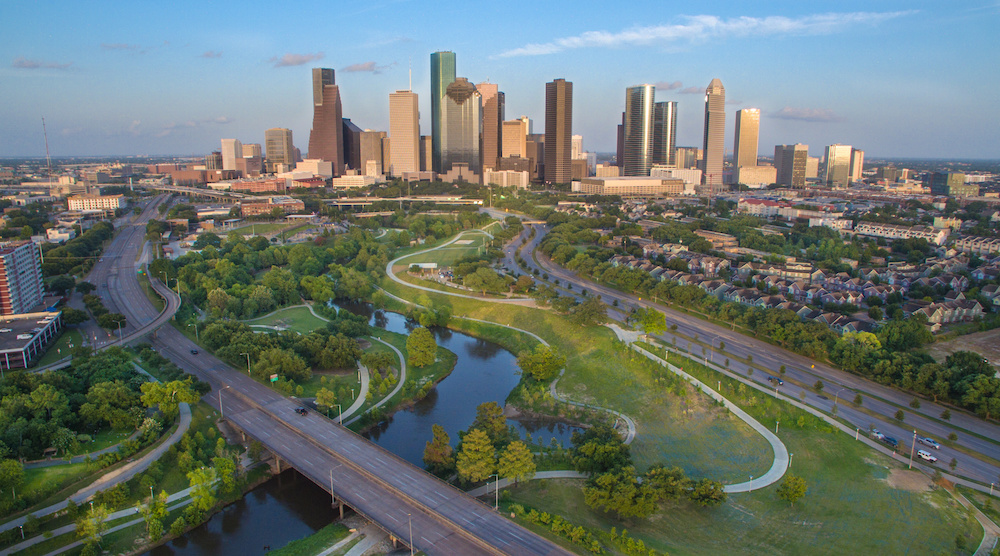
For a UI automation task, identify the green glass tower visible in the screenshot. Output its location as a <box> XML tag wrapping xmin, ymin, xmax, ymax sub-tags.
<box><xmin>430</xmin><ymin>51</ymin><xmax>456</xmax><ymax>173</ymax></box>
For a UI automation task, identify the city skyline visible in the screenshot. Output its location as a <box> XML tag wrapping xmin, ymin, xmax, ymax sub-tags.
<box><xmin>2</xmin><ymin>1</ymin><xmax>999</xmax><ymax>158</ymax></box>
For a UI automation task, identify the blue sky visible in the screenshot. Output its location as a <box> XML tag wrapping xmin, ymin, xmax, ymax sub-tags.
<box><xmin>2</xmin><ymin>0</ymin><xmax>998</xmax><ymax>159</ymax></box>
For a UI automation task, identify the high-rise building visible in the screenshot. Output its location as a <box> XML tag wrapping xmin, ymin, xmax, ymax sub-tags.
<box><xmin>701</xmin><ymin>78</ymin><xmax>726</xmax><ymax>193</ymax></box>
<box><xmin>527</xmin><ymin>133</ymin><xmax>545</xmax><ymax>181</ymax></box>
<box><xmin>0</xmin><ymin>241</ymin><xmax>44</xmax><ymax>315</ymax></box>
<box><xmin>653</xmin><ymin>101</ymin><xmax>677</xmax><ymax>167</ymax></box>
<box><xmin>623</xmin><ymin>84</ymin><xmax>655</xmax><ymax>176</ymax></box>
<box><xmin>616</xmin><ymin>112</ymin><xmax>624</xmax><ymax>167</ymax></box>
<box><xmin>265</xmin><ymin>128</ymin><xmax>295</xmax><ymax>171</ymax></box>
<box><xmin>571</xmin><ymin>135</ymin><xmax>584</xmax><ymax>160</ymax></box>
<box><xmin>477</xmin><ymin>82</ymin><xmax>504</xmax><ymax>172</ymax></box>
<box><xmin>441</xmin><ymin>77</ymin><xmax>482</xmax><ymax>177</ymax></box>
<box><xmin>360</xmin><ymin>130</ymin><xmax>387</xmax><ymax>176</ymax></box>
<box><xmin>544</xmin><ymin>79</ymin><xmax>573</xmax><ymax>184</ymax></box>
<box><xmin>930</xmin><ymin>172</ymin><xmax>978</xmax><ymax>197</ymax></box>
<box><xmin>307</xmin><ymin>68</ymin><xmax>343</xmax><ymax>176</ymax></box>
<box><xmin>430</xmin><ymin>51</ymin><xmax>456</xmax><ymax>173</ymax></box>
<box><xmin>221</xmin><ymin>139</ymin><xmax>242</xmax><ymax>171</ymax></box>
<box><xmin>675</xmin><ymin>147</ymin><xmax>702</xmax><ymax>170</ymax></box>
<box><xmin>242</xmin><ymin>143</ymin><xmax>262</xmax><ymax>158</ymax></box>
<box><xmin>389</xmin><ymin>90</ymin><xmax>420</xmax><ymax>176</ymax></box>
<box><xmin>806</xmin><ymin>156</ymin><xmax>819</xmax><ymax>179</ymax></box>
<box><xmin>824</xmin><ymin>144</ymin><xmax>852</xmax><ymax>187</ymax></box>
<box><xmin>502</xmin><ymin>117</ymin><xmax>529</xmax><ymax>158</ymax></box>
<box><xmin>419</xmin><ymin>135</ymin><xmax>432</xmax><ymax>172</ymax></box>
<box><xmin>342</xmin><ymin>118</ymin><xmax>363</xmax><ymax>171</ymax></box>
<box><xmin>849</xmin><ymin>148</ymin><xmax>865</xmax><ymax>183</ymax></box>
<box><xmin>774</xmin><ymin>144</ymin><xmax>808</xmax><ymax>188</ymax></box>
<box><xmin>733</xmin><ymin>108</ymin><xmax>760</xmax><ymax>170</ymax></box>
<box><xmin>205</xmin><ymin>151</ymin><xmax>223</xmax><ymax>170</ymax></box>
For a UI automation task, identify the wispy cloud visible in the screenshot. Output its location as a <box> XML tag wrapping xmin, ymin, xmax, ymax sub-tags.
<box><xmin>770</xmin><ymin>107</ymin><xmax>845</xmax><ymax>123</ymax></box>
<box><xmin>654</xmin><ymin>81</ymin><xmax>683</xmax><ymax>91</ymax></box>
<box><xmin>342</xmin><ymin>61</ymin><xmax>395</xmax><ymax>74</ymax></box>
<box><xmin>495</xmin><ymin>11</ymin><xmax>915</xmax><ymax>58</ymax></box>
<box><xmin>269</xmin><ymin>52</ymin><xmax>324</xmax><ymax>68</ymax></box>
<box><xmin>678</xmin><ymin>86</ymin><xmax>702</xmax><ymax>94</ymax></box>
<box><xmin>200</xmin><ymin>50</ymin><xmax>223</xmax><ymax>59</ymax></box>
<box><xmin>12</xmin><ymin>57</ymin><xmax>72</xmax><ymax>70</ymax></box>
<box><xmin>101</xmin><ymin>43</ymin><xmax>141</xmax><ymax>52</ymax></box>
<box><xmin>155</xmin><ymin>116</ymin><xmax>233</xmax><ymax>137</ymax></box>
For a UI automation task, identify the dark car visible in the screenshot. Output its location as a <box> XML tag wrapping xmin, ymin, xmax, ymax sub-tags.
<box><xmin>882</xmin><ymin>436</ymin><xmax>898</xmax><ymax>449</ymax></box>
<box><xmin>190</xmin><ymin>349</ymin><xmax>199</xmax><ymax>355</ymax></box>
<box><xmin>296</xmin><ymin>407</ymin><xmax>308</xmax><ymax>416</ymax></box>
<box><xmin>767</xmin><ymin>376</ymin><xmax>784</xmax><ymax>385</ymax></box>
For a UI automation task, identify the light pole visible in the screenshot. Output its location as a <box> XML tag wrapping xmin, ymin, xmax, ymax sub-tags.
<box><xmin>908</xmin><ymin>430</ymin><xmax>917</xmax><ymax>469</ymax></box>
<box><xmin>749</xmin><ymin>475</ymin><xmax>753</xmax><ymax>492</ymax></box>
<box><xmin>408</xmin><ymin>513</ymin><xmax>414</xmax><ymax>556</ymax></box>
<box><xmin>833</xmin><ymin>387</ymin><xmax>849</xmax><ymax>412</ymax></box>
<box><xmin>489</xmin><ymin>473</ymin><xmax>500</xmax><ymax>510</ymax></box>
<box><xmin>116</xmin><ymin>321</ymin><xmax>123</xmax><ymax>344</ymax></box>
<box><xmin>350</xmin><ymin>388</ymin><xmax>355</xmax><ymax>401</ymax></box>
<box><xmin>219</xmin><ymin>385</ymin><xmax>230</xmax><ymax>419</ymax></box>
<box><xmin>789</xmin><ymin>453</ymin><xmax>794</xmax><ymax>468</ymax></box>
<box><xmin>188</xmin><ymin>323</ymin><xmax>199</xmax><ymax>342</ymax></box>
<box><xmin>240</xmin><ymin>353</ymin><xmax>250</xmax><ymax>374</ymax></box>
<box><xmin>336</xmin><ymin>404</ymin><xmax>343</xmax><ymax>425</ymax></box>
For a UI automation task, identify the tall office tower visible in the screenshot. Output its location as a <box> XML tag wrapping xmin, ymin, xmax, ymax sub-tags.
<box><xmin>616</xmin><ymin>112</ymin><xmax>625</xmax><ymax>167</ymax></box>
<box><xmin>544</xmin><ymin>78</ymin><xmax>573</xmax><ymax>184</ymax></box>
<box><xmin>774</xmin><ymin>144</ymin><xmax>808</xmax><ymax>188</ymax></box>
<box><xmin>420</xmin><ymin>135</ymin><xmax>431</xmax><ymax>171</ymax></box>
<box><xmin>733</xmin><ymin>108</ymin><xmax>760</xmax><ymax>170</ymax></box>
<box><xmin>0</xmin><ymin>240</ymin><xmax>44</xmax><ymax>315</ymax></box>
<box><xmin>205</xmin><ymin>151</ymin><xmax>223</xmax><ymax>170</ymax></box>
<box><xmin>389</xmin><ymin>90</ymin><xmax>419</xmax><ymax>176</ymax></box>
<box><xmin>571</xmin><ymin>135</ymin><xmax>584</xmax><ymax>159</ymax></box>
<box><xmin>220</xmin><ymin>139</ymin><xmax>242</xmax><ymax>171</ymax></box>
<box><xmin>701</xmin><ymin>78</ymin><xmax>726</xmax><ymax>192</ymax></box>
<box><xmin>824</xmin><ymin>144</ymin><xmax>852</xmax><ymax>187</ymax></box>
<box><xmin>360</xmin><ymin>131</ymin><xmax>387</xmax><ymax>176</ymax></box>
<box><xmin>849</xmin><ymin>148</ymin><xmax>865</xmax><ymax>183</ymax></box>
<box><xmin>502</xmin><ymin>117</ymin><xmax>529</xmax><ymax>158</ymax></box>
<box><xmin>342</xmin><ymin>118</ymin><xmax>363</xmax><ymax>170</ymax></box>
<box><xmin>430</xmin><ymin>51</ymin><xmax>457</xmax><ymax>173</ymax></box>
<box><xmin>674</xmin><ymin>147</ymin><xmax>702</xmax><ymax>170</ymax></box>
<box><xmin>653</xmin><ymin>101</ymin><xmax>677</xmax><ymax>166</ymax></box>
<box><xmin>307</xmin><ymin>68</ymin><xmax>343</xmax><ymax>175</ymax></box>
<box><xmin>441</xmin><ymin>77</ymin><xmax>482</xmax><ymax>175</ymax></box>
<box><xmin>527</xmin><ymin>133</ymin><xmax>545</xmax><ymax>181</ymax></box>
<box><xmin>477</xmin><ymin>82</ymin><xmax>504</xmax><ymax>171</ymax></box>
<box><xmin>381</xmin><ymin>136</ymin><xmax>391</xmax><ymax>176</ymax></box>
<box><xmin>806</xmin><ymin>156</ymin><xmax>819</xmax><ymax>179</ymax></box>
<box><xmin>242</xmin><ymin>143</ymin><xmax>262</xmax><ymax>158</ymax></box>
<box><xmin>265</xmin><ymin>128</ymin><xmax>295</xmax><ymax>170</ymax></box>
<box><xmin>623</xmin><ymin>84</ymin><xmax>655</xmax><ymax>176</ymax></box>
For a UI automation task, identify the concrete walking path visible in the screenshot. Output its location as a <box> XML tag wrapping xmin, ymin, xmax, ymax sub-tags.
<box><xmin>465</xmin><ymin>471</ymin><xmax>588</xmax><ymax>498</ymax></box>
<box><xmin>341</xmin><ymin>523</ymin><xmax>387</xmax><ymax>556</ymax></box>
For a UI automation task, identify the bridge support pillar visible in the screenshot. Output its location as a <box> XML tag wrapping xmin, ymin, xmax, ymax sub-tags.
<box><xmin>390</xmin><ymin>535</ymin><xmax>398</xmax><ymax>548</ymax></box>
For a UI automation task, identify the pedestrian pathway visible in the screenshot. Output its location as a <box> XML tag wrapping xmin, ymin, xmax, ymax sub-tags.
<box><xmin>317</xmin><ymin>522</ymin><xmax>383</xmax><ymax>556</ymax></box>
<box><xmin>465</xmin><ymin>470</ymin><xmax>588</xmax><ymax>498</ymax></box>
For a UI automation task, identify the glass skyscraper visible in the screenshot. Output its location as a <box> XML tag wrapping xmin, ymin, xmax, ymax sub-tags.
<box><xmin>623</xmin><ymin>84</ymin><xmax>655</xmax><ymax>176</ymax></box>
<box><xmin>430</xmin><ymin>51</ymin><xmax>456</xmax><ymax>173</ymax></box>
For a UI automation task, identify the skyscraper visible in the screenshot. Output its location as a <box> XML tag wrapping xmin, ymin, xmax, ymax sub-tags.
<box><xmin>307</xmin><ymin>68</ymin><xmax>343</xmax><ymax>175</ymax></box>
<box><xmin>220</xmin><ymin>138</ymin><xmax>242</xmax><ymax>171</ymax></box>
<box><xmin>430</xmin><ymin>51</ymin><xmax>456</xmax><ymax>173</ymax></box>
<box><xmin>623</xmin><ymin>84</ymin><xmax>655</xmax><ymax>176</ymax></box>
<box><xmin>477</xmin><ymin>82</ymin><xmax>504</xmax><ymax>172</ymax></box>
<box><xmin>265</xmin><ymin>128</ymin><xmax>295</xmax><ymax>171</ymax></box>
<box><xmin>360</xmin><ymin>130</ymin><xmax>387</xmax><ymax>176</ymax></box>
<box><xmin>342</xmin><ymin>118</ymin><xmax>363</xmax><ymax>171</ymax></box>
<box><xmin>653</xmin><ymin>101</ymin><xmax>677</xmax><ymax>166</ymax></box>
<box><xmin>389</xmin><ymin>90</ymin><xmax>419</xmax><ymax>176</ymax></box>
<box><xmin>849</xmin><ymin>148</ymin><xmax>865</xmax><ymax>183</ymax></box>
<box><xmin>502</xmin><ymin>117</ymin><xmax>529</xmax><ymax>158</ymax></box>
<box><xmin>824</xmin><ymin>144</ymin><xmax>852</xmax><ymax>187</ymax></box>
<box><xmin>0</xmin><ymin>241</ymin><xmax>44</xmax><ymax>316</ymax></box>
<box><xmin>544</xmin><ymin>78</ymin><xmax>573</xmax><ymax>184</ymax></box>
<box><xmin>733</xmin><ymin>108</ymin><xmax>760</xmax><ymax>170</ymax></box>
<box><xmin>701</xmin><ymin>78</ymin><xmax>726</xmax><ymax>193</ymax></box>
<box><xmin>441</xmin><ymin>77</ymin><xmax>482</xmax><ymax>176</ymax></box>
<box><xmin>774</xmin><ymin>144</ymin><xmax>808</xmax><ymax>188</ymax></box>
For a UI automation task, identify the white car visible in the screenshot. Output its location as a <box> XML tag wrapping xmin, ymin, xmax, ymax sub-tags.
<box><xmin>917</xmin><ymin>450</ymin><xmax>938</xmax><ymax>463</ymax></box>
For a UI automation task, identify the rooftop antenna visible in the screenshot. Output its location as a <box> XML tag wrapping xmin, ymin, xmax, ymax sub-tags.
<box><xmin>408</xmin><ymin>57</ymin><xmax>412</xmax><ymax>91</ymax></box>
<box><xmin>41</xmin><ymin>117</ymin><xmax>52</xmax><ymax>175</ymax></box>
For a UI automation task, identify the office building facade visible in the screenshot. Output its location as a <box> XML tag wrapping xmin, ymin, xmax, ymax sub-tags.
<box><xmin>733</xmin><ymin>108</ymin><xmax>760</xmax><ymax>170</ymax></box>
<box><xmin>502</xmin><ymin>116</ymin><xmax>529</xmax><ymax>158</ymax></box>
<box><xmin>544</xmin><ymin>79</ymin><xmax>573</xmax><ymax>184</ymax></box>
<box><xmin>221</xmin><ymin>139</ymin><xmax>242</xmax><ymax>171</ymax></box>
<box><xmin>0</xmin><ymin>241</ymin><xmax>44</xmax><ymax>315</ymax></box>
<box><xmin>653</xmin><ymin>101</ymin><xmax>677</xmax><ymax>167</ymax></box>
<box><xmin>824</xmin><ymin>144</ymin><xmax>852</xmax><ymax>187</ymax></box>
<box><xmin>441</xmin><ymin>77</ymin><xmax>482</xmax><ymax>177</ymax></box>
<box><xmin>774</xmin><ymin>144</ymin><xmax>808</xmax><ymax>188</ymax></box>
<box><xmin>430</xmin><ymin>51</ymin><xmax>456</xmax><ymax>173</ymax></box>
<box><xmin>849</xmin><ymin>148</ymin><xmax>865</xmax><ymax>183</ymax></box>
<box><xmin>623</xmin><ymin>84</ymin><xmax>655</xmax><ymax>176</ymax></box>
<box><xmin>389</xmin><ymin>90</ymin><xmax>420</xmax><ymax>176</ymax></box>
<box><xmin>701</xmin><ymin>78</ymin><xmax>726</xmax><ymax>193</ymax></box>
<box><xmin>307</xmin><ymin>68</ymin><xmax>344</xmax><ymax>175</ymax></box>
<box><xmin>478</xmin><ymin>82</ymin><xmax>504</xmax><ymax>172</ymax></box>
<box><xmin>265</xmin><ymin>128</ymin><xmax>295</xmax><ymax>171</ymax></box>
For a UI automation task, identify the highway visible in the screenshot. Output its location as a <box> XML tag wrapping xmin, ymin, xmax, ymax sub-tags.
<box><xmin>488</xmin><ymin>210</ymin><xmax>1000</xmax><ymax>488</ymax></box>
<box><xmin>90</xmin><ymin>196</ymin><xmax>570</xmax><ymax>555</ymax></box>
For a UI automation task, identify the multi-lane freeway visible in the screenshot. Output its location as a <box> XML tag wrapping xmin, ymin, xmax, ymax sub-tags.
<box><xmin>91</xmin><ymin>196</ymin><xmax>569</xmax><ymax>555</ymax></box>
<box><xmin>487</xmin><ymin>209</ymin><xmax>1000</xmax><ymax>488</ymax></box>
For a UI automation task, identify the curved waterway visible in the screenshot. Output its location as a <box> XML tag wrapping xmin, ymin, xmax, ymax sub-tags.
<box><xmin>155</xmin><ymin>301</ymin><xmax>579</xmax><ymax>554</ymax></box>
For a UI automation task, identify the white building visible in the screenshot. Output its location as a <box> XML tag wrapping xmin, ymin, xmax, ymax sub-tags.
<box><xmin>330</xmin><ymin>175</ymin><xmax>378</xmax><ymax>188</ymax></box>
<box><xmin>45</xmin><ymin>227</ymin><xmax>77</xmax><ymax>243</ymax></box>
<box><xmin>484</xmin><ymin>170</ymin><xmax>530</xmax><ymax>189</ymax></box>
<box><xmin>853</xmin><ymin>222</ymin><xmax>949</xmax><ymax>246</ymax></box>
<box><xmin>734</xmin><ymin>165</ymin><xmax>777</xmax><ymax>188</ymax></box>
<box><xmin>67</xmin><ymin>194</ymin><xmax>124</xmax><ymax>212</ymax></box>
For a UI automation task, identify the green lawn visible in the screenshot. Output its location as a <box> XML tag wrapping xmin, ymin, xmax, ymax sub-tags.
<box><xmin>226</xmin><ymin>221</ymin><xmax>297</xmax><ymax>235</ymax></box>
<box><xmin>245</xmin><ymin>305</ymin><xmax>328</xmax><ymax>334</ymax></box>
<box><xmin>34</xmin><ymin>328</ymin><xmax>82</xmax><ymax>367</ymax></box>
<box><xmin>395</xmin><ymin>233</ymin><xmax>492</xmax><ymax>267</ymax></box>
<box><xmin>271</xmin><ymin>523</ymin><xmax>351</xmax><ymax>556</ymax></box>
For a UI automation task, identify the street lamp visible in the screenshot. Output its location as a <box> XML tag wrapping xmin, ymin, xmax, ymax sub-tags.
<box><xmin>336</xmin><ymin>404</ymin><xmax>343</xmax><ymax>425</ymax></box>
<box><xmin>789</xmin><ymin>453</ymin><xmax>794</xmax><ymax>469</ymax></box>
<box><xmin>188</xmin><ymin>323</ymin><xmax>199</xmax><ymax>342</ymax></box>
<box><xmin>116</xmin><ymin>321</ymin><xmax>123</xmax><ymax>344</ymax></box>
<box><xmin>489</xmin><ymin>473</ymin><xmax>500</xmax><ymax>510</ymax></box>
<box><xmin>240</xmin><ymin>353</ymin><xmax>251</xmax><ymax>374</ymax></box>
<box><xmin>908</xmin><ymin>430</ymin><xmax>917</xmax><ymax>469</ymax></box>
<box><xmin>749</xmin><ymin>475</ymin><xmax>753</xmax><ymax>492</ymax></box>
<box><xmin>408</xmin><ymin>513</ymin><xmax>414</xmax><ymax>556</ymax></box>
<box><xmin>219</xmin><ymin>385</ymin><xmax>230</xmax><ymax>419</ymax></box>
<box><xmin>833</xmin><ymin>387</ymin><xmax>849</xmax><ymax>411</ymax></box>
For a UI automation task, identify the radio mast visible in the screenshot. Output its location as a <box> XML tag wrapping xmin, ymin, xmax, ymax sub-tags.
<box><xmin>42</xmin><ymin>117</ymin><xmax>52</xmax><ymax>175</ymax></box>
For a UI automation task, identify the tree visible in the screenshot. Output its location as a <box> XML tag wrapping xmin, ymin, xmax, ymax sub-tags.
<box><xmin>97</xmin><ymin>312</ymin><xmax>127</xmax><ymax>330</ymax></box>
<box><xmin>583</xmin><ymin>467</ymin><xmax>658</xmax><ymax>519</ymax></box>
<box><xmin>212</xmin><ymin>456</ymin><xmax>238</xmax><ymax>494</ymax></box>
<box><xmin>813</xmin><ymin>380</ymin><xmax>824</xmax><ymax>393</ymax></box>
<box><xmin>254</xmin><ymin>348</ymin><xmax>311</xmax><ymax>383</ymax></box>
<box><xmin>516</xmin><ymin>345</ymin><xmax>565</xmax><ymax>382</ymax></box>
<box><xmin>406</xmin><ymin>327</ymin><xmax>437</xmax><ymax>368</ymax></box>
<box><xmin>80</xmin><ymin>380</ymin><xmax>141</xmax><ymax>430</ymax></box>
<box><xmin>688</xmin><ymin>478</ymin><xmax>727</xmax><ymax>507</ymax></box>
<box><xmin>570</xmin><ymin>297</ymin><xmax>609</xmax><ymax>327</ymax></box>
<box><xmin>895</xmin><ymin>409</ymin><xmax>905</xmax><ymax>421</ymax></box>
<box><xmin>853</xmin><ymin>394</ymin><xmax>863</xmax><ymax>406</ymax></box>
<box><xmin>776</xmin><ymin>475</ymin><xmax>807</xmax><ymax>506</ymax></box>
<box><xmin>62</xmin><ymin>307</ymin><xmax>90</xmax><ymax>324</ymax></box>
<box><xmin>961</xmin><ymin>376</ymin><xmax>1000</xmax><ymax>420</ymax></box>
<box><xmin>634</xmin><ymin>307</ymin><xmax>667</xmax><ymax>336</ymax></box>
<box><xmin>136</xmin><ymin>490</ymin><xmax>169</xmax><ymax>540</ymax></box>
<box><xmin>187</xmin><ymin>466</ymin><xmax>218</xmax><ymax>513</ymax></box>
<box><xmin>571</xmin><ymin>424</ymin><xmax>631</xmax><ymax>474</ymax></box>
<box><xmin>423</xmin><ymin>424</ymin><xmax>455</xmax><ymax>476</ymax></box>
<box><xmin>140</xmin><ymin>379</ymin><xmax>199</xmax><ymax>420</ymax></box>
<box><xmin>867</xmin><ymin>306</ymin><xmax>883</xmax><ymax>320</ymax></box>
<box><xmin>643</xmin><ymin>464</ymin><xmax>690</xmax><ymax>501</ymax></box>
<box><xmin>76</xmin><ymin>281</ymin><xmax>96</xmax><ymax>294</ymax></box>
<box><xmin>456</xmin><ymin>428</ymin><xmax>495</xmax><ymax>483</ymax></box>
<box><xmin>315</xmin><ymin>388</ymin><xmax>338</xmax><ymax>417</ymax></box>
<box><xmin>48</xmin><ymin>275</ymin><xmax>76</xmax><ymax>295</ymax></box>
<box><xmin>76</xmin><ymin>504</ymin><xmax>111</xmax><ymax>549</ymax></box>
<box><xmin>471</xmin><ymin>402</ymin><xmax>509</xmax><ymax>446</ymax></box>
<box><xmin>0</xmin><ymin>458</ymin><xmax>25</xmax><ymax>497</ymax></box>
<box><xmin>497</xmin><ymin>441</ymin><xmax>536</xmax><ymax>485</ymax></box>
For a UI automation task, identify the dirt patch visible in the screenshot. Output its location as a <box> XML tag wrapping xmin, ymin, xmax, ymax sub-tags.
<box><xmin>885</xmin><ymin>468</ymin><xmax>932</xmax><ymax>492</ymax></box>
<box><xmin>927</xmin><ymin>328</ymin><xmax>1000</xmax><ymax>371</ymax></box>
<box><xmin>357</xmin><ymin>339</ymin><xmax>372</xmax><ymax>349</ymax></box>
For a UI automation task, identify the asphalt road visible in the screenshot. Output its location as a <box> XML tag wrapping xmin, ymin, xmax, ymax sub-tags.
<box><xmin>488</xmin><ymin>210</ymin><xmax>1000</xmax><ymax>488</ymax></box>
<box><xmin>92</xmin><ymin>201</ymin><xmax>569</xmax><ymax>556</ymax></box>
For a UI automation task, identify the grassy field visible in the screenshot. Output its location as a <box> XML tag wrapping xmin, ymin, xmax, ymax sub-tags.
<box><xmin>226</xmin><ymin>221</ymin><xmax>297</xmax><ymax>235</ymax></box>
<box><xmin>138</xmin><ymin>272</ymin><xmax>166</xmax><ymax>311</ymax></box>
<box><xmin>395</xmin><ymin>233</ymin><xmax>492</xmax><ymax>267</ymax></box>
<box><xmin>270</xmin><ymin>523</ymin><xmax>352</xmax><ymax>555</ymax></box>
<box><xmin>245</xmin><ymin>305</ymin><xmax>328</xmax><ymax>334</ymax></box>
<box><xmin>34</xmin><ymin>328</ymin><xmax>82</xmax><ymax>367</ymax></box>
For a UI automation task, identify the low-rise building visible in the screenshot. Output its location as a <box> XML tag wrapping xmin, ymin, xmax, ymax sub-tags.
<box><xmin>693</xmin><ymin>229</ymin><xmax>738</xmax><ymax>250</ymax></box>
<box><xmin>45</xmin><ymin>227</ymin><xmax>76</xmax><ymax>243</ymax></box>
<box><xmin>575</xmin><ymin>176</ymin><xmax>684</xmax><ymax>198</ymax></box>
<box><xmin>484</xmin><ymin>170</ymin><xmax>530</xmax><ymax>189</ymax></box>
<box><xmin>952</xmin><ymin>236</ymin><xmax>1000</xmax><ymax>255</ymax></box>
<box><xmin>0</xmin><ymin>311</ymin><xmax>62</xmax><ymax>370</ymax></box>
<box><xmin>853</xmin><ymin>222</ymin><xmax>950</xmax><ymax>246</ymax></box>
<box><xmin>239</xmin><ymin>196</ymin><xmax>305</xmax><ymax>217</ymax></box>
<box><xmin>66</xmin><ymin>194</ymin><xmax>124</xmax><ymax>212</ymax></box>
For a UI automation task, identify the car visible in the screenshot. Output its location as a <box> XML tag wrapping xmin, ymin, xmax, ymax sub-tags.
<box><xmin>882</xmin><ymin>436</ymin><xmax>898</xmax><ymax>449</ymax></box>
<box><xmin>870</xmin><ymin>428</ymin><xmax>885</xmax><ymax>440</ymax></box>
<box><xmin>917</xmin><ymin>450</ymin><xmax>938</xmax><ymax>463</ymax></box>
<box><xmin>295</xmin><ymin>407</ymin><xmax>308</xmax><ymax>416</ymax></box>
<box><xmin>918</xmin><ymin>437</ymin><xmax>940</xmax><ymax>449</ymax></box>
<box><xmin>190</xmin><ymin>349</ymin><xmax>199</xmax><ymax>355</ymax></box>
<box><xmin>767</xmin><ymin>376</ymin><xmax>784</xmax><ymax>385</ymax></box>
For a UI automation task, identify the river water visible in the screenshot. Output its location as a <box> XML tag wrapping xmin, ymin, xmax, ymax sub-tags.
<box><xmin>151</xmin><ymin>301</ymin><xmax>578</xmax><ymax>555</ymax></box>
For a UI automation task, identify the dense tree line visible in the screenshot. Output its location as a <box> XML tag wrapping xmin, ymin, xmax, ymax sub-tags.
<box><xmin>41</xmin><ymin>221</ymin><xmax>115</xmax><ymax>277</ymax></box>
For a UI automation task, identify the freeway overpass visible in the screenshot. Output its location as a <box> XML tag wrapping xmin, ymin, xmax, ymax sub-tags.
<box><xmin>138</xmin><ymin>183</ymin><xmax>253</xmax><ymax>202</ymax></box>
<box><xmin>325</xmin><ymin>195</ymin><xmax>484</xmax><ymax>208</ymax></box>
<box><xmin>91</xmin><ymin>197</ymin><xmax>567</xmax><ymax>555</ymax></box>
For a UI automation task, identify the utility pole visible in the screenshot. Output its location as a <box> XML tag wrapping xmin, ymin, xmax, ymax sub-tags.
<box><xmin>908</xmin><ymin>430</ymin><xmax>917</xmax><ymax>469</ymax></box>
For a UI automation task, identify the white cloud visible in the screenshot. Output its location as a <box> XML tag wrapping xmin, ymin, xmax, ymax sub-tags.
<box><xmin>200</xmin><ymin>51</ymin><xmax>223</xmax><ymax>59</ymax></box>
<box><xmin>678</xmin><ymin>86</ymin><xmax>702</xmax><ymax>94</ymax></box>
<box><xmin>495</xmin><ymin>11</ymin><xmax>915</xmax><ymax>58</ymax></box>
<box><xmin>770</xmin><ymin>107</ymin><xmax>845</xmax><ymax>123</ymax></box>
<box><xmin>654</xmin><ymin>81</ymin><xmax>683</xmax><ymax>91</ymax></box>
<box><xmin>12</xmin><ymin>57</ymin><xmax>72</xmax><ymax>69</ymax></box>
<box><xmin>270</xmin><ymin>52</ymin><xmax>324</xmax><ymax>67</ymax></box>
<box><xmin>342</xmin><ymin>61</ymin><xmax>394</xmax><ymax>74</ymax></box>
